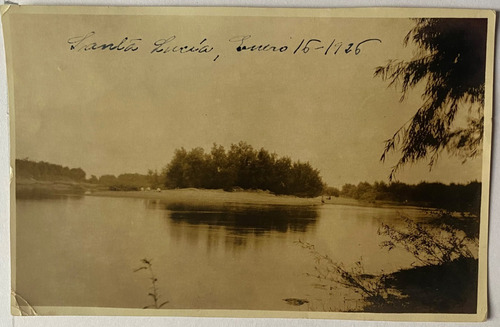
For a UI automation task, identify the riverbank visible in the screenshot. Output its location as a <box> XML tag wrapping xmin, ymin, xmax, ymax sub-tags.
<box><xmin>16</xmin><ymin>179</ymin><xmax>432</xmax><ymax>209</ymax></box>
<box><xmin>90</xmin><ymin>188</ymin><xmax>321</xmax><ymax>206</ymax></box>
<box><xmin>320</xmin><ymin>194</ymin><xmax>427</xmax><ymax>211</ymax></box>
<box><xmin>92</xmin><ymin>190</ymin><xmax>432</xmax><ymax>211</ymax></box>
<box><xmin>365</xmin><ymin>257</ymin><xmax>478</xmax><ymax>313</ymax></box>
<box><xmin>15</xmin><ymin>179</ymin><xmax>103</xmax><ymax>198</ymax></box>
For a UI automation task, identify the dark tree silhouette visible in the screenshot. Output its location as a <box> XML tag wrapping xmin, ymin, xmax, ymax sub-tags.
<box><xmin>16</xmin><ymin>158</ymin><xmax>87</xmax><ymax>182</ymax></box>
<box><xmin>375</xmin><ymin>18</ymin><xmax>488</xmax><ymax>180</ymax></box>
<box><xmin>162</xmin><ymin>142</ymin><xmax>324</xmax><ymax>197</ymax></box>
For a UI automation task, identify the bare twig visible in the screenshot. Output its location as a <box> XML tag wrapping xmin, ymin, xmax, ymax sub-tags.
<box><xmin>134</xmin><ymin>258</ymin><xmax>169</xmax><ymax>309</ymax></box>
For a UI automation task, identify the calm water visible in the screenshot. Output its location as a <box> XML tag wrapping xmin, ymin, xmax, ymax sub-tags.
<box><xmin>15</xmin><ymin>195</ymin><xmax>429</xmax><ymax>311</ymax></box>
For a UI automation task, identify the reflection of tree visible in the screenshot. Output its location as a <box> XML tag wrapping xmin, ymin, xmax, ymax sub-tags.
<box><xmin>145</xmin><ymin>201</ymin><xmax>319</xmax><ymax>253</ymax></box>
<box><xmin>375</xmin><ymin>19</ymin><xmax>487</xmax><ymax>180</ymax></box>
<box><xmin>165</xmin><ymin>203</ymin><xmax>318</xmax><ymax>235</ymax></box>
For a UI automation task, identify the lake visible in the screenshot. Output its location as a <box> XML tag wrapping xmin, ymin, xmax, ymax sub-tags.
<box><xmin>15</xmin><ymin>194</ymin><xmax>430</xmax><ymax>312</ymax></box>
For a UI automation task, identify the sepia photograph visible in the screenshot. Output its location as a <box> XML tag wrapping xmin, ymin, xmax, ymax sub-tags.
<box><xmin>2</xmin><ymin>5</ymin><xmax>495</xmax><ymax>321</ymax></box>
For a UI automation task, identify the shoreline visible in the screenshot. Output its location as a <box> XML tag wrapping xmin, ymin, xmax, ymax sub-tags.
<box><xmin>15</xmin><ymin>180</ymin><xmax>432</xmax><ymax>211</ymax></box>
<box><xmin>89</xmin><ymin>188</ymin><xmax>321</xmax><ymax>206</ymax></box>
<box><xmin>90</xmin><ymin>189</ymin><xmax>427</xmax><ymax>211</ymax></box>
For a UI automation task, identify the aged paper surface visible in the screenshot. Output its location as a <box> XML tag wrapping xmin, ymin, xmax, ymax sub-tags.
<box><xmin>2</xmin><ymin>5</ymin><xmax>495</xmax><ymax>321</ymax></box>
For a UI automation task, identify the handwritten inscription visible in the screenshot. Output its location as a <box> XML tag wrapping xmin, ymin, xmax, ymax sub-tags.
<box><xmin>151</xmin><ymin>36</ymin><xmax>214</xmax><ymax>54</ymax></box>
<box><xmin>229</xmin><ymin>35</ymin><xmax>289</xmax><ymax>52</ymax></box>
<box><xmin>230</xmin><ymin>35</ymin><xmax>382</xmax><ymax>55</ymax></box>
<box><xmin>67</xmin><ymin>32</ymin><xmax>382</xmax><ymax>61</ymax></box>
<box><xmin>68</xmin><ymin>32</ymin><xmax>142</xmax><ymax>52</ymax></box>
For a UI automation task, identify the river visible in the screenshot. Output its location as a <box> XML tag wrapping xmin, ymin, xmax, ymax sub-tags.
<box><xmin>15</xmin><ymin>195</ymin><xmax>429</xmax><ymax>312</ymax></box>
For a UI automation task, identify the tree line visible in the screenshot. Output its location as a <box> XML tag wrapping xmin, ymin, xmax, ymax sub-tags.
<box><xmin>15</xmin><ymin>142</ymin><xmax>327</xmax><ymax>198</ymax></box>
<box><xmin>16</xmin><ymin>158</ymin><xmax>155</xmax><ymax>190</ymax></box>
<box><xmin>337</xmin><ymin>181</ymin><xmax>481</xmax><ymax>215</ymax></box>
<box><xmin>16</xmin><ymin>158</ymin><xmax>86</xmax><ymax>182</ymax></box>
<box><xmin>164</xmin><ymin>142</ymin><xmax>324</xmax><ymax>198</ymax></box>
<box><xmin>16</xmin><ymin>154</ymin><xmax>482</xmax><ymax>213</ymax></box>
<box><xmin>97</xmin><ymin>173</ymin><xmax>151</xmax><ymax>190</ymax></box>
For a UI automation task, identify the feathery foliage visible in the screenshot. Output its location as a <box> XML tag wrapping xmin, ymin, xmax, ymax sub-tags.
<box><xmin>375</xmin><ymin>18</ymin><xmax>487</xmax><ymax>180</ymax></box>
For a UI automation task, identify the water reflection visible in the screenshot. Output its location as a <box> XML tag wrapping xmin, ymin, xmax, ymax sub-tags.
<box><xmin>15</xmin><ymin>196</ymin><xmax>428</xmax><ymax>310</ymax></box>
<box><xmin>16</xmin><ymin>191</ymin><xmax>84</xmax><ymax>200</ymax></box>
<box><xmin>145</xmin><ymin>200</ymin><xmax>319</xmax><ymax>234</ymax></box>
<box><xmin>142</xmin><ymin>200</ymin><xmax>319</xmax><ymax>255</ymax></box>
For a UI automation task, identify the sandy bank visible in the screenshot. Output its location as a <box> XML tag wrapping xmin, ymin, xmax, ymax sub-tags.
<box><xmin>89</xmin><ymin>188</ymin><xmax>322</xmax><ymax>206</ymax></box>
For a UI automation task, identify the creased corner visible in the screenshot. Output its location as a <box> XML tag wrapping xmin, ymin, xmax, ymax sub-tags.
<box><xmin>1</xmin><ymin>3</ymin><xmax>17</xmax><ymax>18</ymax></box>
<box><xmin>11</xmin><ymin>290</ymin><xmax>38</xmax><ymax>316</ymax></box>
<box><xmin>1</xmin><ymin>5</ymin><xmax>11</xmax><ymax>17</ymax></box>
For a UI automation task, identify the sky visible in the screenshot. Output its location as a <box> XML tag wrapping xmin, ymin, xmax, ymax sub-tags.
<box><xmin>9</xmin><ymin>13</ymin><xmax>484</xmax><ymax>187</ymax></box>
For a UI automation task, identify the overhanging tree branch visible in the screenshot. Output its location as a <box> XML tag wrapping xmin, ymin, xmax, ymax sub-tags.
<box><xmin>375</xmin><ymin>18</ymin><xmax>487</xmax><ymax>180</ymax></box>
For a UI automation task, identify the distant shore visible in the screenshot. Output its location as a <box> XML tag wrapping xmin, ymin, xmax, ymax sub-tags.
<box><xmin>94</xmin><ymin>188</ymin><xmax>433</xmax><ymax>210</ymax></box>
<box><xmin>91</xmin><ymin>190</ymin><xmax>429</xmax><ymax>210</ymax></box>
<box><xmin>15</xmin><ymin>179</ymin><xmax>429</xmax><ymax>209</ymax></box>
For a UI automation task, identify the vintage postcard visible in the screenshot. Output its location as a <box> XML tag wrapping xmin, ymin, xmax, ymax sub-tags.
<box><xmin>2</xmin><ymin>5</ymin><xmax>495</xmax><ymax>321</ymax></box>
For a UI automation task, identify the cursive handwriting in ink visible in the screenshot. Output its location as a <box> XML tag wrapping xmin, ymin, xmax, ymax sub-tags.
<box><xmin>150</xmin><ymin>36</ymin><xmax>214</xmax><ymax>54</ymax></box>
<box><xmin>229</xmin><ymin>35</ymin><xmax>289</xmax><ymax>53</ymax></box>
<box><xmin>67</xmin><ymin>31</ymin><xmax>142</xmax><ymax>52</ymax></box>
<box><xmin>293</xmin><ymin>38</ymin><xmax>382</xmax><ymax>55</ymax></box>
<box><xmin>66</xmin><ymin>32</ymin><xmax>383</xmax><ymax>61</ymax></box>
<box><xmin>354</xmin><ymin>38</ymin><xmax>383</xmax><ymax>54</ymax></box>
<box><xmin>229</xmin><ymin>35</ymin><xmax>382</xmax><ymax>56</ymax></box>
